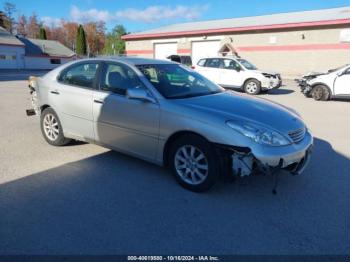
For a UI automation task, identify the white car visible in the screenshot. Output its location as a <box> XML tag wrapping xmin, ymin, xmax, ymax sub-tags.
<box><xmin>193</xmin><ymin>57</ymin><xmax>282</xmax><ymax>95</ymax></box>
<box><xmin>297</xmin><ymin>64</ymin><xmax>350</xmax><ymax>101</ymax></box>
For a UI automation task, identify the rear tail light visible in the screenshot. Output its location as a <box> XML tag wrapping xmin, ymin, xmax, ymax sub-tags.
<box><xmin>191</xmin><ymin>66</ymin><xmax>195</xmax><ymax>69</ymax></box>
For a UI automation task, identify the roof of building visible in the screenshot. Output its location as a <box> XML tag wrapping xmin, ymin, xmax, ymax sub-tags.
<box><xmin>18</xmin><ymin>37</ymin><xmax>75</xmax><ymax>57</ymax></box>
<box><xmin>0</xmin><ymin>26</ymin><xmax>25</xmax><ymax>46</ymax></box>
<box><xmin>83</xmin><ymin>56</ymin><xmax>176</xmax><ymax>65</ymax></box>
<box><xmin>123</xmin><ymin>6</ymin><xmax>350</xmax><ymax>40</ymax></box>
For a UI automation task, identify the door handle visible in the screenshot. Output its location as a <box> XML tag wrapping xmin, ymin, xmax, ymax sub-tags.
<box><xmin>50</xmin><ymin>90</ymin><xmax>60</xmax><ymax>95</ymax></box>
<box><xmin>94</xmin><ymin>99</ymin><xmax>104</xmax><ymax>104</ymax></box>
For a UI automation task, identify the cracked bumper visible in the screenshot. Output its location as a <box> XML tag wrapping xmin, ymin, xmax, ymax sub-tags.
<box><xmin>254</xmin><ymin>131</ymin><xmax>313</xmax><ymax>173</ymax></box>
<box><xmin>261</xmin><ymin>76</ymin><xmax>282</xmax><ymax>90</ymax></box>
<box><xmin>230</xmin><ymin>131</ymin><xmax>313</xmax><ymax>177</ymax></box>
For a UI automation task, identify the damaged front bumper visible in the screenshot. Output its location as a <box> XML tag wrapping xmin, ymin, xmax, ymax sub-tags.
<box><xmin>261</xmin><ymin>75</ymin><xmax>282</xmax><ymax>90</ymax></box>
<box><xmin>295</xmin><ymin>78</ymin><xmax>313</xmax><ymax>96</ymax></box>
<box><xmin>229</xmin><ymin>131</ymin><xmax>313</xmax><ymax>177</ymax></box>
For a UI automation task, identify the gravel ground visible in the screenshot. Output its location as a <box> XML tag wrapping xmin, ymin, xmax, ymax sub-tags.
<box><xmin>0</xmin><ymin>77</ymin><xmax>349</xmax><ymax>255</ymax></box>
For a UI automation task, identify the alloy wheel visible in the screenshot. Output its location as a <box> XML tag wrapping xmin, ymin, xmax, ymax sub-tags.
<box><xmin>43</xmin><ymin>113</ymin><xmax>59</xmax><ymax>141</ymax></box>
<box><xmin>174</xmin><ymin>145</ymin><xmax>209</xmax><ymax>185</ymax></box>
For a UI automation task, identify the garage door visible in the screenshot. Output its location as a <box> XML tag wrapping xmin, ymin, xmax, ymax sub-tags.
<box><xmin>192</xmin><ymin>41</ymin><xmax>221</xmax><ymax>65</ymax></box>
<box><xmin>154</xmin><ymin>42</ymin><xmax>177</xmax><ymax>60</ymax></box>
<box><xmin>0</xmin><ymin>52</ymin><xmax>18</xmax><ymax>69</ymax></box>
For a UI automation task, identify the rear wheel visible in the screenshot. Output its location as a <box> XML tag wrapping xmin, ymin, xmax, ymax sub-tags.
<box><xmin>168</xmin><ymin>135</ymin><xmax>219</xmax><ymax>192</ymax></box>
<box><xmin>40</xmin><ymin>108</ymin><xmax>71</xmax><ymax>146</ymax></box>
<box><xmin>244</xmin><ymin>79</ymin><xmax>261</xmax><ymax>95</ymax></box>
<box><xmin>311</xmin><ymin>85</ymin><xmax>330</xmax><ymax>101</ymax></box>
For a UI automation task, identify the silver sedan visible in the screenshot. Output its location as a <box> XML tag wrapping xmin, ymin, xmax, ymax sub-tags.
<box><xmin>28</xmin><ymin>57</ymin><xmax>313</xmax><ymax>192</ymax></box>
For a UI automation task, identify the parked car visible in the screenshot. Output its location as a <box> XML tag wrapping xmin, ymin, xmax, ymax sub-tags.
<box><xmin>193</xmin><ymin>56</ymin><xmax>282</xmax><ymax>95</ymax></box>
<box><xmin>167</xmin><ymin>55</ymin><xmax>192</xmax><ymax>67</ymax></box>
<box><xmin>27</xmin><ymin>57</ymin><xmax>312</xmax><ymax>192</ymax></box>
<box><xmin>296</xmin><ymin>64</ymin><xmax>350</xmax><ymax>101</ymax></box>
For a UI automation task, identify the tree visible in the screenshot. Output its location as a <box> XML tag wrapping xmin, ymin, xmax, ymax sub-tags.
<box><xmin>103</xmin><ymin>25</ymin><xmax>126</xmax><ymax>55</ymax></box>
<box><xmin>27</xmin><ymin>13</ymin><xmax>40</xmax><ymax>38</ymax></box>
<box><xmin>83</xmin><ymin>21</ymin><xmax>106</xmax><ymax>56</ymax></box>
<box><xmin>0</xmin><ymin>11</ymin><xmax>11</xmax><ymax>31</ymax></box>
<box><xmin>3</xmin><ymin>2</ymin><xmax>16</xmax><ymax>33</ymax></box>
<box><xmin>62</xmin><ymin>21</ymin><xmax>78</xmax><ymax>50</ymax></box>
<box><xmin>76</xmin><ymin>24</ymin><xmax>87</xmax><ymax>56</ymax></box>
<box><xmin>47</xmin><ymin>19</ymin><xmax>65</xmax><ymax>43</ymax></box>
<box><xmin>39</xmin><ymin>27</ymin><xmax>47</xmax><ymax>39</ymax></box>
<box><xmin>17</xmin><ymin>15</ymin><xmax>27</xmax><ymax>36</ymax></box>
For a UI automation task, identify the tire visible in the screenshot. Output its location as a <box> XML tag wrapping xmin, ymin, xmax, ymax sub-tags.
<box><xmin>168</xmin><ymin>134</ymin><xmax>220</xmax><ymax>192</ymax></box>
<box><xmin>244</xmin><ymin>79</ymin><xmax>261</xmax><ymax>95</ymax></box>
<box><xmin>311</xmin><ymin>85</ymin><xmax>330</xmax><ymax>101</ymax></box>
<box><xmin>40</xmin><ymin>107</ymin><xmax>71</xmax><ymax>146</ymax></box>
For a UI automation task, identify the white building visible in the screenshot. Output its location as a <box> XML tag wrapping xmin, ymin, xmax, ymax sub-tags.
<box><xmin>0</xmin><ymin>26</ymin><xmax>76</xmax><ymax>70</ymax></box>
<box><xmin>123</xmin><ymin>6</ymin><xmax>350</xmax><ymax>77</ymax></box>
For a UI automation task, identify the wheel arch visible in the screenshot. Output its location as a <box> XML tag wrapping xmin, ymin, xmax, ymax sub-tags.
<box><xmin>311</xmin><ymin>82</ymin><xmax>332</xmax><ymax>95</ymax></box>
<box><xmin>40</xmin><ymin>104</ymin><xmax>51</xmax><ymax>113</ymax></box>
<box><xmin>163</xmin><ymin>130</ymin><xmax>210</xmax><ymax>167</ymax></box>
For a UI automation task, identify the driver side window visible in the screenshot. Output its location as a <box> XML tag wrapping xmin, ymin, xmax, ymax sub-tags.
<box><xmin>101</xmin><ymin>63</ymin><xmax>145</xmax><ymax>95</ymax></box>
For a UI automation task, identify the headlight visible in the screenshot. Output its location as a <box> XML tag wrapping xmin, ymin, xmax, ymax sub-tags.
<box><xmin>226</xmin><ymin>120</ymin><xmax>291</xmax><ymax>146</ymax></box>
<box><xmin>262</xmin><ymin>73</ymin><xmax>272</xmax><ymax>78</ymax></box>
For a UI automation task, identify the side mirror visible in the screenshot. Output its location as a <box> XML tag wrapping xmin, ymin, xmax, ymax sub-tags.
<box><xmin>126</xmin><ymin>88</ymin><xmax>156</xmax><ymax>103</ymax></box>
<box><xmin>235</xmin><ymin>66</ymin><xmax>242</xmax><ymax>72</ymax></box>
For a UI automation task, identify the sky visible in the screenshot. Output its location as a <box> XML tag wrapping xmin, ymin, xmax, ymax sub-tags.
<box><xmin>4</xmin><ymin>0</ymin><xmax>350</xmax><ymax>33</ymax></box>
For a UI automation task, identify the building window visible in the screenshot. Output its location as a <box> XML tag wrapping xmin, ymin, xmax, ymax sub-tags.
<box><xmin>50</xmin><ymin>59</ymin><xmax>61</xmax><ymax>64</ymax></box>
<box><xmin>0</xmin><ymin>54</ymin><xmax>16</xmax><ymax>60</ymax></box>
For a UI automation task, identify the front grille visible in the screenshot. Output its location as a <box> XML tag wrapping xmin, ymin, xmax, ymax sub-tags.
<box><xmin>288</xmin><ymin>127</ymin><xmax>306</xmax><ymax>143</ymax></box>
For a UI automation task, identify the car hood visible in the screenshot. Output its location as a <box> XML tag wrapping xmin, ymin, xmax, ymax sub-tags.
<box><xmin>250</xmin><ymin>70</ymin><xmax>279</xmax><ymax>76</ymax></box>
<box><xmin>174</xmin><ymin>91</ymin><xmax>304</xmax><ymax>134</ymax></box>
<box><xmin>303</xmin><ymin>71</ymin><xmax>326</xmax><ymax>78</ymax></box>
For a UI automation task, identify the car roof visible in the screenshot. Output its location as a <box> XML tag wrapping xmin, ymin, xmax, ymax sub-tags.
<box><xmin>200</xmin><ymin>56</ymin><xmax>241</xmax><ymax>60</ymax></box>
<box><xmin>76</xmin><ymin>56</ymin><xmax>177</xmax><ymax>66</ymax></box>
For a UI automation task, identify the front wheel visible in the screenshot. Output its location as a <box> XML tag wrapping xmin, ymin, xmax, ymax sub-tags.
<box><xmin>40</xmin><ymin>107</ymin><xmax>71</xmax><ymax>146</ymax></box>
<box><xmin>244</xmin><ymin>79</ymin><xmax>261</xmax><ymax>95</ymax></box>
<box><xmin>168</xmin><ymin>135</ymin><xmax>220</xmax><ymax>192</ymax></box>
<box><xmin>311</xmin><ymin>85</ymin><xmax>330</xmax><ymax>101</ymax></box>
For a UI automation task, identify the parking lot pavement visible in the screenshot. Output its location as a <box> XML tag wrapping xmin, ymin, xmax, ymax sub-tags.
<box><xmin>0</xmin><ymin>78</ymin><xmax>349</xmax><ymax>255</ymax></box>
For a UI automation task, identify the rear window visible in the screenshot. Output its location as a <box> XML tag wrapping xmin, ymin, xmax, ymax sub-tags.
<box><xmin>206</xmin><ymin>59</ymin><xmax>221</xmax><ymax>68</ymax></box>
<box><xmin>59</xmin><ymin>63</ymin><xmax>99</xmax><ymax>88</ymax></box>
<box><xmin>197</xmin><ymin>59</ymin><xmax>206</xmax><ymax>67</ymax></box>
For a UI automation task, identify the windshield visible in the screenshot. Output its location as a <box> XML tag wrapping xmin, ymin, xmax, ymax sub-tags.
<box><xmin>136</xmin><ymin>64</ymin><xmax>224</xmax><ymax>99</ymax></box>
<box><xmin>237</xmin><ymin>59</ymin><xmax>258</xmax><ymax>70</ymax></box>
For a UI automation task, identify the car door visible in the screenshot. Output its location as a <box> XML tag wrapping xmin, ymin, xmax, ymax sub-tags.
<box><xmin>93</xmin><ymin>62</ymin><xmax>160</xmax><ymax>161</ymax></box>
<box><xmin>334</xmin><ymin>67</ymin><xmax>350</xmax><ymax>96</ymax></box>
<box><xmin>219</xmin><ymin>59</ymin><xmax>243</xmax><ymax>88</ymax></box>
<box><xmin>54</xmin><ymin>61</ymin><xmax>100</xmax><ymax>141</ymax></box>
